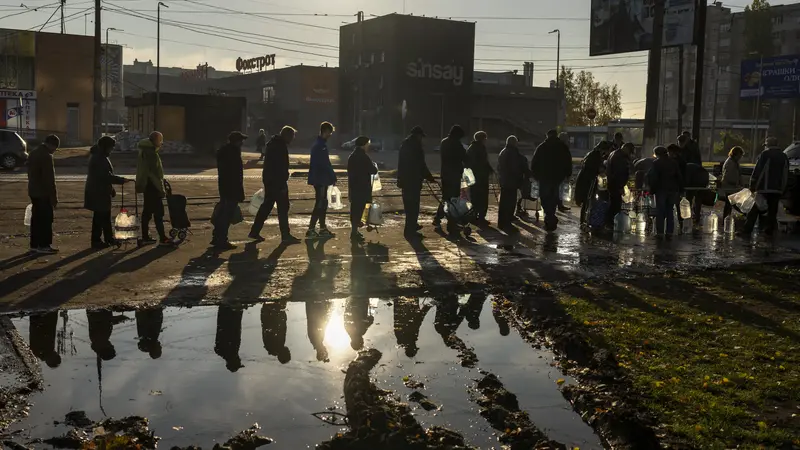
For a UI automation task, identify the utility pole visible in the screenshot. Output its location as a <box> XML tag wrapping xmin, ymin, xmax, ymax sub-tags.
<box><xmin>357</xmin><ymin>10</ymin><xmax>364</xmax><ymax>135</ymax></box>
<box><xmin>643</xmin><ymin>0</ymin><xmax>666</xmax><ymax>151</ymax></box>
<box><xmin>92</xmin><ymin>0</ymin><xmax>102</xmax><ymax>141</ymax></box>
<box><xmin>709</xmin><ymin>66</ymin><xmax>720</xmax><ymax>160</ymax></box>
<box><xmin>550</xmin><ymin>29</ymin><xmax>560</xmax><ymax>87</ymax></box>
<box><xmin>60</xmin><ymin>0</ymin><xmax>65</xmax><ymax>33</ymax></box>
<box><xmin>692</xmin><ymin>0</ymin><xmax>708</xmax><ymax>142</ymax></box>
<box><xmin>678</xmin><ymin>45</ymin><xmax>684</xmax><ymax>135</ymax></box>
<box><xmin>155</xmin><ymin>1</ymin><xmax>168</xmax><ymax>132</ymax></box>
<box><xmin>105</xmin><ymin>28</ymin><xmax>121</xmax><ymax>136</ymax></box>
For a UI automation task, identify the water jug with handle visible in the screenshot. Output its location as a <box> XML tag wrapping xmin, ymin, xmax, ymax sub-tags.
<box><xmin>614</xmin><ymin>212</ymin><xmax>631</xmax><ymax>233</ymax></box>
<box><xmin>636</xmin><ymin>213</ymin><xmax>648</xmax><ymax>235</ymax></box>
<box><xmin>560</xmin><ymin>182</ymin><xmax>573</xmax><ymax>203</ymax></box>
<box><xmin>724</xmin><ymin>215</ymin><xmax>735</xmax><ymax>235</ymax></box>
<box><xmin>679</xmin><ymin>197</ymin><xmax>692</xmax><ymax>219</ymax></box>
<box><xmin>682</xmin><ymin>217</ymin><xmax>693</xmax><ymax>234</ymax></box>
<box><xmin>327</xmin><ymin>186</ymin><xmax>344</xmax><ymax>210</ymax></box>
<box><xmin>461</xmin><ymin>168</ymin><xmax>476</xmax><ymax>188</ymax></box>
<box><xmin>367</xmin><ymin>203</ymin><xmax>383</xmax><ymax>225</ymax></box>
<box><xmin>24</xmin><ymin>204</ymin><xmax>32</xmax><ymax>226</ymax></box>
<box><xmin>703</xmin><ymin>212</ymin><xmax>719</xmax><ymax>234</ymax></box>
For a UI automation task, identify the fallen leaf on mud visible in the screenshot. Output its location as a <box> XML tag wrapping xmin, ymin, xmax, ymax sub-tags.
<box><xmin>556</xmin><ymin>379</ymin><xmax>565</xmax><ymax>385</ymax></box>
<box><xmin>172</xmin><ymin>426</ymin><xmax>183</xmax><ymax>431</ymax></box>
<box><xmin>149</xmin><ymin>390</ymin><xmax>162</xmax><ymax>396</ymax></box>
<box><xmin>695</xmin><ymin>425</ymin><xmax>702</xmax><ymax>432</ymax></box>
<box><xmin>758</xmin><ymin>421</ymin><xmax>768</xmax><ymax>430</ymax></box>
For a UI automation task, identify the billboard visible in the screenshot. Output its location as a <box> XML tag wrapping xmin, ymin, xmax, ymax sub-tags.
<box><xmin>740</xmin><ymin>55</ymin><xmax>800</xmax><ymax>99</ymax></box>
<box><xmin>0</xmin><ymin>89</ymin><xmax>36</xmax><ymax>138</ymax></box>
<box><xmin>590</xmin><ymin>0</ymin><xmax>696</xmax><ymax>56</ymax></box>
<box><xmin>100</xmin><ymin>44</ymin><xmax>123</xmax><ymax>99</ymax></box>
<box><xmin>303</xmin><ymin>68</ymin><xmax>337</xmax><ymax>104</ymax></box>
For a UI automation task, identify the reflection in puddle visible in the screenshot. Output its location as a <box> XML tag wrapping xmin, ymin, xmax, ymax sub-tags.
<box><xmin>11</xmin><ymin>299</ymin><xmax>602</xmax><ymax>449</ymax></box>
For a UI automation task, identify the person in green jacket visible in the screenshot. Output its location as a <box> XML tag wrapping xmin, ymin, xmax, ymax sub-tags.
<box><xmin>135</xmin><ymin>131</ymin><xmax>170</xmax><ymax>246</ymax></box>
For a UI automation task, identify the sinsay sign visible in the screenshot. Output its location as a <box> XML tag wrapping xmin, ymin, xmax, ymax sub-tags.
<box><xmin>406</xmin><ymin>59</ymin><xmax>465</xmax><ymax>86</ymax></box>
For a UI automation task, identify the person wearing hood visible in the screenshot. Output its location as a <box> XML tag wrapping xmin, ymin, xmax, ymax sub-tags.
<box><xmin>465</xmin><ymin>131</ymin><xmax>492</xmax><ymax>226</ymax></box>
<box><xmin>27</xmin><ymin>134</ymin><xmax>60</xmax><ymax>254</ymax></box>
<box><xmin>720</xmin><ymin>146</ymin><xmax>744</xmax><ymax>220</ymax></box>
<box><xmin>136</xmin><ymin>131</ymin><xmax>170</xmax><ymax>246</ymax></box>
<box><xmin>497</xmin><ymin>135</ymin><xmax>530</xmax><ymax>230</ymax></box>
<box><xmin>250</xmin><ymin>126</ymin><xmax>301</xmax><ymax>244</ymax></box>
<box><xmin>347</xmin><ymin>136</ymin><xmax>378</xmax><ymax>242</ymax></box>
<box><xmin>433</xmin><ymin>125</ymin><xmax>467</xmax><ymax>236</ymax></box>
<box><xmin>397</xmin><ymin>126</ymin><xmax>435</xmax><ymax>238</ymax></box>
<box><xmin>575</xmin><ymin>141</ymin><xmax>611</xmax><ymax>224</ymax></box>
<box><xmin>84</xmin><ymin>136</ymin><xmax>129</xmax><ymax>249</ymax></box>
<box><xmin>742</xmin><ymin>137</ymin><xmax>790</xmax><ymax>237</ymax></box>
<box><xmin>256</xmin><ymin>129</ymin><xmax>267</xmax><ymax>161</ymax></box>
<box><xmin>306</xmin><ymin>121</ymin><xmax>337</xmax><ymax>239</ymax></box>
<box><xmin>605</xmin><ymin>142</ymin><xmax>633</xmax><ymax>227</ymax></box>
<box><xmin>531</xmin><ymin>129</ymin><xmax>573</xmax><ymax>231</ymax></box>
<box><xmin>211</xmin><ymin>131</ymin><xmax>247</xmax><ymax>250</ymax></box>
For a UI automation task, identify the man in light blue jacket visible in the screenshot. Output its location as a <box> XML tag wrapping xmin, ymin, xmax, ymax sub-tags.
<box><xmin>306</xmin><ymin>122</ymin><xmax>336</xmax><ymax>238</ymax></box>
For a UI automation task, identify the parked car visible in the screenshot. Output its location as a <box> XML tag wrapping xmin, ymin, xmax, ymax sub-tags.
<box><xmin>341</xmin><ymin>137</ymin><xmax>383</xmax><ymax>152</ymax></box>
<box><xmin>0</xmin><ymin>130</ymin><xmax>28</xmax><ymax>170</ymax></box>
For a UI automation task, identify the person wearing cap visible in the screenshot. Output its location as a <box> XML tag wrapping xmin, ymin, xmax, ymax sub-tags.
<box><xmin>84</xmin><ymin>136</ymin><xmax>130</xmax><ymax>249</ymax></box>
<box><xmin>136</xmin><ymin>131</ymin><xmax>171</xmax><ymax>246</ymax></box>
<box><xmin>211</xmin><ymin>131</ymin><xmax>247</xmax><ymax>249</ymax></box>
<box><xmin>465</xmin><ymin>131</ymin><xmax>492</xmax><ymax>226</ymax></box>
<box><xmin>250</xmin><ymin>126</ymin><xmax>301</xmax><ymax>243</ymax></box>
<box><xmin>306</xmin><ymin>121</ymin><xmax>337</xmax><ymax>239</ymax></box>
<box><xmin>347</xmin><ymin>136</ymin><xmax>378</xmax><ymax>242</ymax></box>
<box><xmin>397</xmin><ymin>126</ymin><xmax>435</xmax><ymax>238</ymax></box>
<box><xmin>434</xmin><ymin>125</ymin><xmax>467</xmax><ymax>236</ymax></box>
<box><xmin>27</xmin><ymin>134</ymin><xmax>61</xmax><ymax>254</ymax></box>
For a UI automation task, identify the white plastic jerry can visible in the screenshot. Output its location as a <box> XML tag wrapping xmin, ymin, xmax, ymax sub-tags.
<box><xmin>327</xmin><ymin>186</ymin><xmax>344</xmax><ymax>210</ymax></box>
<box><xmin>679</xmin><ymin>197</ymin><xmax>692</xmax><ymax>219</ymax></box>
<box><xmin>367</xmin><ymin>203</ymin><xmax>383</xmax><ymax>225</ymax></box>
<box><xmin>24</xmin><ymin>204</ymin><xmax>32</xmax><ymax>226</ymax></box>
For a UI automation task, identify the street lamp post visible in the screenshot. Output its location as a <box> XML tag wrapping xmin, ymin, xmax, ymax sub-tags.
<box><xmin>155</xmin><ymin>1</ymin><xmax>168</xmax><ymax>131</ymax></box>
<box><xmin>549</xmin><ymin>29</ymin><xmax>560</xmax><ymax>87</ymax></box>
<box><xmin>104</xmin><ymin>27</ymin><xmax>122</xmax><ymax>136</ymax></box>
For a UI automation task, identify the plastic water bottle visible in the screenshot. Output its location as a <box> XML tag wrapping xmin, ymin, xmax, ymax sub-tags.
<box><xmin>327</xmin><ymin>186</ymin><xmax>344</xmax><ymax>210</ymax></box>
<box><xmin>703</xmin><ymin>212</ymin><xmax>719</xmax><ymax>234</ymax></box>
<box><xmin>636</xmin><ymin>213</ymin><xmax>648</xmax><ymax>235</ymax></box>
<box><xmin>614</xmin><ymin>212</ymin><xmax>631</xmax><ymax>233</ymax></box>
<box><xmin>560</xmin><ymin>182</ymin><xmax>573</xmax><ymax>203</ymax></box>
<box><xmin>673</xmin><ymin>211</ymin><xmax>680</xmax><ymax>235</ymax></box>
<box><xmin>530</xmin><ymin>180</ymin><xmax>540</xmax><ymax>199</ymax></box>
<box><xmin>682</xmin><ymin>217</ymin><xmax>693</xmax><ymax>234</ymax></box>
<box><xmin>724</xmin><ymin>215</ymin><xmax>735</xmax><ymax>235</ymax></box>
<box><xmin>679</xmin><ymin>197</ymin><xmax>692</xmax><ymax>219</ymax></box>
<box><xmin>24</xmin><ymin>204</ymin><xmax>32</xmax><ymax>227</ymax></box>
<box><xmin>371</xmin><ymin>173</ymin><xmax>382</xmax><ymax>192</ymax></box>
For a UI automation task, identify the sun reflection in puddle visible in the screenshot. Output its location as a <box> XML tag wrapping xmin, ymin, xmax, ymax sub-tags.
<box><xmin>323</xmin><ymin>306</ymin><xmax>350</xmax><ymax>351</ymax></box>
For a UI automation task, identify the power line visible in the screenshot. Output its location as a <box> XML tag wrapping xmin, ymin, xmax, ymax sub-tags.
<box><xmin>180</xmin><ymin>0</ymin><xmax>338</xmax><ymax>31</ymax></box>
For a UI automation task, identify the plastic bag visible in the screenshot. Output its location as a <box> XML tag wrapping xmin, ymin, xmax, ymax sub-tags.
<box><xmin>461</xmin><ymin>168</ymin><xmax>476</xmax><ymax>188</ymax></box>
<box><xmin>114</xmin><ymin>209</ymin><xmax>140</xmax><ymax>241</ymax></box>
<box><xmin>24</xmin><ymin>204</ymin><xmax>32</xmax><ymax>226</ymax></box>
<box><xmin>728</xmin><ymin>188</ymin><xmax>755</xmax><ymax>213</ymax></box>
<box><xmin>371</xmin><ymin>173</ymin><xmax>382</xmax><ymax>192</ymax></box>
<box><xmin>367</xmin><ymin>203</ymin><xmax>383</xmax><ymax>225</ymax></box>
<box><xmin>248</xmin><ymin>188</ymin><xmax>265</xmax><ymax>215</ymax></box>
<box><xmin>530</xmin><ymin>180</ymin><xmax>540</xmax><ymax>199</ymax></box>
<box><xmin>622</xmin><ymin>185</ymin><xmax>635</xmax><ymax>203</ymax></box>
<box><xmin>327</xmin><ymin>186</ymin><xmax>344</xmax><ymax>210</ymax></box>
<box><xmin>560</xmin><ymin>182</ymin><xmax>573</xmax><ymax>203</ymax></box>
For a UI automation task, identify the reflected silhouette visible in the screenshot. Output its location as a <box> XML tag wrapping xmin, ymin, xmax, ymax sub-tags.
<box><xmin>393</xmin><ymin>298</ymin><xmax>432</xmax><ymax>357</ymax></box>
<box><xmin>214</xmin><ymin>305</ymin><xmax>244</xmax><ymax>372</ymax></box>
<box><xmin>136</xmin><ymin>306</ymin><xmax>164</xmax><ymax>359</ymax></box>
<box><xmin>87</xmin><ymin>310</ymin><xmax>119</xmax><ymax>361</ymax></box>
<box><xmin>306</xmin><ymin>299</ymin><xmax>331</xmax><ymax>362</ymax></box>
<box><xmin>29</xmin><ymin>311</ymin><xmax>60</xmax><ymax>368</ymax></box>
<box><xmin>434</xmin><ymin>295</ymin><xmax>460</xmax><ymax>344</ymax></box>
<box><xmin>492</xmin><ymin>302</ymin><xmax>511</xmax><ymax>336</ymax></box>
<box><xmin>344</xmin><ymin>297</ymin><xmax>374</xmax><ymax>351</ymax></box>
<box><xmin>261</xmin><ymin>302</ymin><xmax>290</xmax><ymax>364</ymax></box>
<box><xmin>458</xmin><ymin>294</ymin><xmax>487</xmax><ymax>330</ymax></box>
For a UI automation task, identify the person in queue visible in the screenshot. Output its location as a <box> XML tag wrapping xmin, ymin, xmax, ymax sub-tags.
<box><xmin>136</xmin><ymin>131</ymin><xmax>171</xmax><ymax>246</ymax></box>
<box><xmin>84</xmin><ymin>136</ymin><xmax>129</xmax><ymax>249</ymax></box>
<box><xmin>742</xmin><ymin>137</ymin><xmax>789</xmax><ymax>237</ymax></box>
<box><xmin>677</xmin><ymin>133</ymin><xmax>703</xmax><ymax>221</ymax></box>
<box><xmin>557</xmin><ymin>132</ymin><xmax>572</xmax><ymax>213</ymax></box>
<box><xmin>720</xmin><ymin>146</ymin><xmax>744</xmax><ymax>220</ymax></box>
<box><xmin>256</xmin><ymin>129</ymin><xmax>267</xmax><ymax>161</ymax></box>
<box><xmin>433</xmin><ymin>125</ymin><xmax>467</xmax><ymax>236</ymax></box>
<box><xmin>465</xmin><ymin>130</ymin><xmax>492</xmax><ymax>226</ymax></box>
<box><xmin>611</xmin><ymin>132</ymin><xmax>624</xmax><ymax>151</ymax></box>
<box><xmin>647</xmin><ymin>146</ymin><xmax>683</xmax><ymax>237</ymax></box>
<box><xmin>250</xmin><ymin>126</ymin><xmax>301</xmax><ymax>244</ymax></box>
<box><xmin>397</xmin><ymin>126</ymin><xmax>435</xmax><ymax>239</ymax></box>
<box><xmin>531</xmin><ymin>129</ymin><xmax>573</xmax><ymax>231</ymax></box>
<box><xmin>211</xmin><ymin>131</ymin><xmax>247</xmax><ymax>250</ymax></box>
<box><xmin>497</xmin><ymin>135</ymin><xmax>529</xmax><ymax>231</ymax></box>
<box><xmin>27</xmin><ymin>134</ymin><xmax>60</xmax><ymax>254</ymax></box>
<box><xmin>575</xmin><ymin>140</ymin><xmax>611</xmax><ymax>225</ymax></box>
<box><xmin>347</xmin><ymin>136</ymin><xmax>378</xmax><ymax>242</ymax></box>
<box><xmin>605</xmin><ymin>142</ymin><xmax>633</xmax><ymax>227</ymax></box>
<box><xmin>306</xmin><ymin>121</ymin><xmax>337</xmax><ymax>239</ymax></box>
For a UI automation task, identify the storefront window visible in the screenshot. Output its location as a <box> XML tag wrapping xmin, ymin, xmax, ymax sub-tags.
<box><xmin>262</xmin><ymin>85</ymin><xmax>275</xmax><ymax>104</ymax></box>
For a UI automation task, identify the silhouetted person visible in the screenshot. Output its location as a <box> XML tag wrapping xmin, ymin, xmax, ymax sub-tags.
<box><xmin>458</xmin><ymin>294</ymin><xmax>487</xmax><ymax>330</ymax></box>
<box><xmin>30</xmin><ymin>311</ymin><xmax>61</xmax><ymax>368</ymax></box>
<box><xmin>345</xmin><ymin>297</ymin><xmax>374</xmax><ymax>351</ymax></box>
<box><xmin>87</xmin><ymin>310</ymin><xmax>116</xmax><ymax>361</ymax></box>
<box><xmin>27</xmin><ymin>134</ymin><xmax>60</xmax><ymax>254</ymax></box>
<box><xmin>497</xmin><ymin>135</ymin><xmax>529</xmax><ymax>230</ymax></box>
<box><xmin>434</xmin><ymin>296</ymin><xmax>460</xmax><ymax>345</ymax></box>
<box><xmin>214</xmin><ymin>306</ymin><xmax>244</xmax><ymax>372</ymax></box>
<box><xmin>434</xmin><ymin>125</ymin><xmax>467</xmax><ymax>236</ymax></box>
<box><xmin>347</xmin><ymin>136</ymin><xmax>378</xmax><ymax>242</ymax></box>
<box><xmin>647</xmin><ymin>146</ymin><xmax>683</xmax><ymax>237</ymax></box>
<box><xmin>307</xmin><ymin>122</ymin><xmax>337</xmax><ymax>238</ymax></box>
<box><xmin>605</xmin><ymin>142</ymin><xmax>633</xmax><ymax>227</ymax></box>
<box><xmin>261</xmin><ymin>302</ymin><xmax>290</xmax><ymax>364</ymax></box>
<box><xmin>397</xmin><ymin>126</ymin><xmax>435</xmax><ymax>238</ymax></box>
<box><xmin>211</xmin><ymin>131</ymin><xmax>247</xmax><ymax>250</ymax></box>
<box><xmin>465</xmin><ymin>131</ymin><xmax>492</xmax><ymax>226</ymax></box>
<box><xmin>575</xmin><ymin>141</ymin><xmax>611</xmax><ymax>224</ymax></box>
<box><xmin>678</xmin><ymin>133</ymin><xmax>704</xmax><ymax>221</ymax></box>
<box><xmin>84</xmin><ymin>136</ymin><xmax>129</xmax><ymax>249</ymax></box>
<box><xmin>136</xmin><ymin>131</ymin><xmax>170</xmax><ymax>246</ymax></box>
<box><xmin>250</xmin><ymin>126</ymin><xmax>300</xmax><ymax>243</ymax></box>
<box><xmin>256</xmin><ymin>129</ymin><xmax>267</xmax><ymax>161</ymax></box>
<box><xmin>611</xmin><ymin>131</ymin><xmax>625</xmax><ymax>152</ymax></box>
<box><xmin>394</xmin><ymin>298</ymin><xmax>432</xmax><ymax>358</ymax></box>
<box><xmin>743</xmin><ymin>137</ymin><xmax>790</xmax><ymax>237</ymax></box>
<box><xmin>136</xmin><ymin>306</ymin><xmax>164</xmax><ymax>359</ymax></box>
<box><xmin>306</xmin><ymin>299</ymin><xmax>331</xmax><ymax>362</ymax></box>
<box><xmin>720</xmin><ymin>146</ymin><xmax>745</xmax><ymax>220</ymax></box>
<box><xmin>492</xmin><ymin>303</ymin><xmax>511</xmax><ymax>337</ymax></box>
<box><xmin>532</xmin><ymin>129</ymin><xmax>573</xmax><ymax>231</ymax></box>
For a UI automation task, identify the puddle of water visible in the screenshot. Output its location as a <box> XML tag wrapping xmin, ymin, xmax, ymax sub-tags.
<box><xmin>11</xmin><ymin>299</ymin><xmax>602</xmax><ymax>449</ymax></box>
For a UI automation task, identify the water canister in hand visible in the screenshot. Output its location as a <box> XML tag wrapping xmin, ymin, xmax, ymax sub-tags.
<box><xmin>367</xmin><ymin>203</ymin><xmax>383</xmax><ymax>225</ymax></box>
<box><xmin>371</xmin><ymin>173</ymin><xmax>382</xmax><ymax>192</ymax></box>
<box><xmin>560</xmin><ymin>182</ymin><xmax>573</xmax><ymax>203</ymax></box>
<box><xmin>24</xmin><ymin>204</ymin><xmax>32</xmax><ymax>226</ymax></box>
<box><xmin>249</xmin><ymin>188</ymin><xmax>265</xmax><ymax>215</ymax></box>
<box><xmin>679</xmin><ymin>197</ymin><xmax>692</xmax><ymax>218</ymax></box>
<box><xmin>530</xmin><ymin>180</ymin><xmax>540</xmax><ymax>199</ymax></box>
<box><xmin>327</xmin><ymin>186</ymin><xmax>344</xmax><ymax>210</ymax></box>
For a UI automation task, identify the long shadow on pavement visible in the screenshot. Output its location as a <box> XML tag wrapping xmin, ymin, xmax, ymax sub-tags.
<box><xmin>0</xmin><ymin>248</ymin><xmax>97</xmax><ymax>300</ymax></box>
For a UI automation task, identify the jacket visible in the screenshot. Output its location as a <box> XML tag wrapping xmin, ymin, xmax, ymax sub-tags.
<box><xmin>574</xmin><ymin>149</ymin><xmax>606</xmax><ymax>206</ymax></box>
<box><xmin>307</xmin><ymin>136</ymin><xmax>336</xmax><ymax>186</ymax></box>
<box><xmin>347</xmin><ymin>146</ymin><xmax>378</xmax><ymax>204</ymax></box>
<box><xmin>217</xmin><ymin>143</ymin><xmax>245</xmax><ymax>202</ymax></box>
<box><xmin>263</xmin><ymin>135</ymin><xmax>290</xmax><ymax>188</ymax></box>
<box><xmin>27</xmin><ymin>144</ymin><xmax>57</xmax><ymax>204</ymax></box>
<box><xmin>683</xmin><ymin>140</ymin><xmax>703</xmax><ymax>166</ymax></box>
<box><xmin>647</xmin><ymin>156</ymin><xmax>683</xmax><ymax>194</ymax></box>
<box><xmin>531</xmin><ymin>136</ymin><xmax>572</xmax><ymax>185</ymax></box>
<box><xmin>719</xmin><ymin>157</ymin><xmax>742</xmax><ymax>194</ymax></box>
<box><xmin>465</xmin><ymin>140</ymin><xmax>492</xmax><ymax>182</ymax></box>
<box><xmin>135</xmin><ymin>139</ymin><xmax>165</xmax><ymax>196</ymax></box>
<box><xmin>605</xmin><ymin>149</ymin><xmax>631</xmax><ymax>190</ymax></box>
<box><xmin>439</xmin><ymin>136</ymin><xmax>466</xmax><ymax>188</ymax></box>
<box><xmin>750</xmin><ymin>146</ymin><xmax>789</xmax><ymax>194</ymax></box>
<box><xmin>497</xmin><ymin>145</ymin><xmax>529</xmax><ymax>190</ymax></box>
<box><xmin>84</xmin><ymin>146</ymin><xmax>126</xmax><ymax>212</ymax></box>
<box><xmin>397</xmin><ymin>135</ymin><xmax>432</xmax><ymax>190</ymax></box>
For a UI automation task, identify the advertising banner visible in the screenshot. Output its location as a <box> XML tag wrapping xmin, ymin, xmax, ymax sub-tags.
<box><xmin>590</xmin><ymin>0</ymin><xmax>696</xmax><ymax>56</ymax></box>
<box><xmin>101</xmin><ymin>44</ymin><xmax>123</xmax><ymax>99</ymax></box>
<box><xmin>0</xmin><ymin>89</ymin><xmax>36</xmax><ymax>138</ymax></box>
<box><xmin>740</xmin><ymin>55</ymin><xmax>800</xmax><ymax>99</ymax></box>
<box><xmin>303</xmin><ymin>69</ymin><xmax>337</xmax><ymax>104</ymax></box>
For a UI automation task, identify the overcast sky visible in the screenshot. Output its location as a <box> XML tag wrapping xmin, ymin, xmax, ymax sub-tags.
<box><xmin>1</xmin><ymin>0</ymin><xmax>769</xmax><ymax>117</ymax></box>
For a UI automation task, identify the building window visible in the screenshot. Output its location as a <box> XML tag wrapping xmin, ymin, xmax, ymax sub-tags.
<box><xmin>262</xmin><ymin>85</ymin><xmax>275</xmax><ymax>103</ymax></box>
<box><xmin>371</xmin><ymin>53</ymin><xmax>375</xmax><ymax>64</ymax></box>
<box><xmin>772</xmin><ymin>14</ymin><xmax>783</xmax><ymax>26</ymax></box>
<box><xmin>379</xmin><ymin>75</ymin><xmax>384</xmax><ymax>89</ymax></box>
<box><xmin>719</xmin><ymin>23</ymin><xmax>731</xmax><ymax>33</ymax></box>
<box><xmin>720</xmin><ymin>38</ymin><xmax>731</xmax><ymax>47</ymax></box>
<box><xmin>381</xmin><ymin>51</ymin><xmax>385</xmax><ymax>63</ymax></box>
<box><xmin>771</xmin><ymin>31</ymin><xmax>783</xmax><ymax>40</ymax></box>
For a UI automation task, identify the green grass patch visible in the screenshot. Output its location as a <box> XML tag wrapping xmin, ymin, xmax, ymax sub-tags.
<box><xmin>559</xmin><ymin>265</ymin><xmax>800</xmax><ymax>449</ymax></box>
